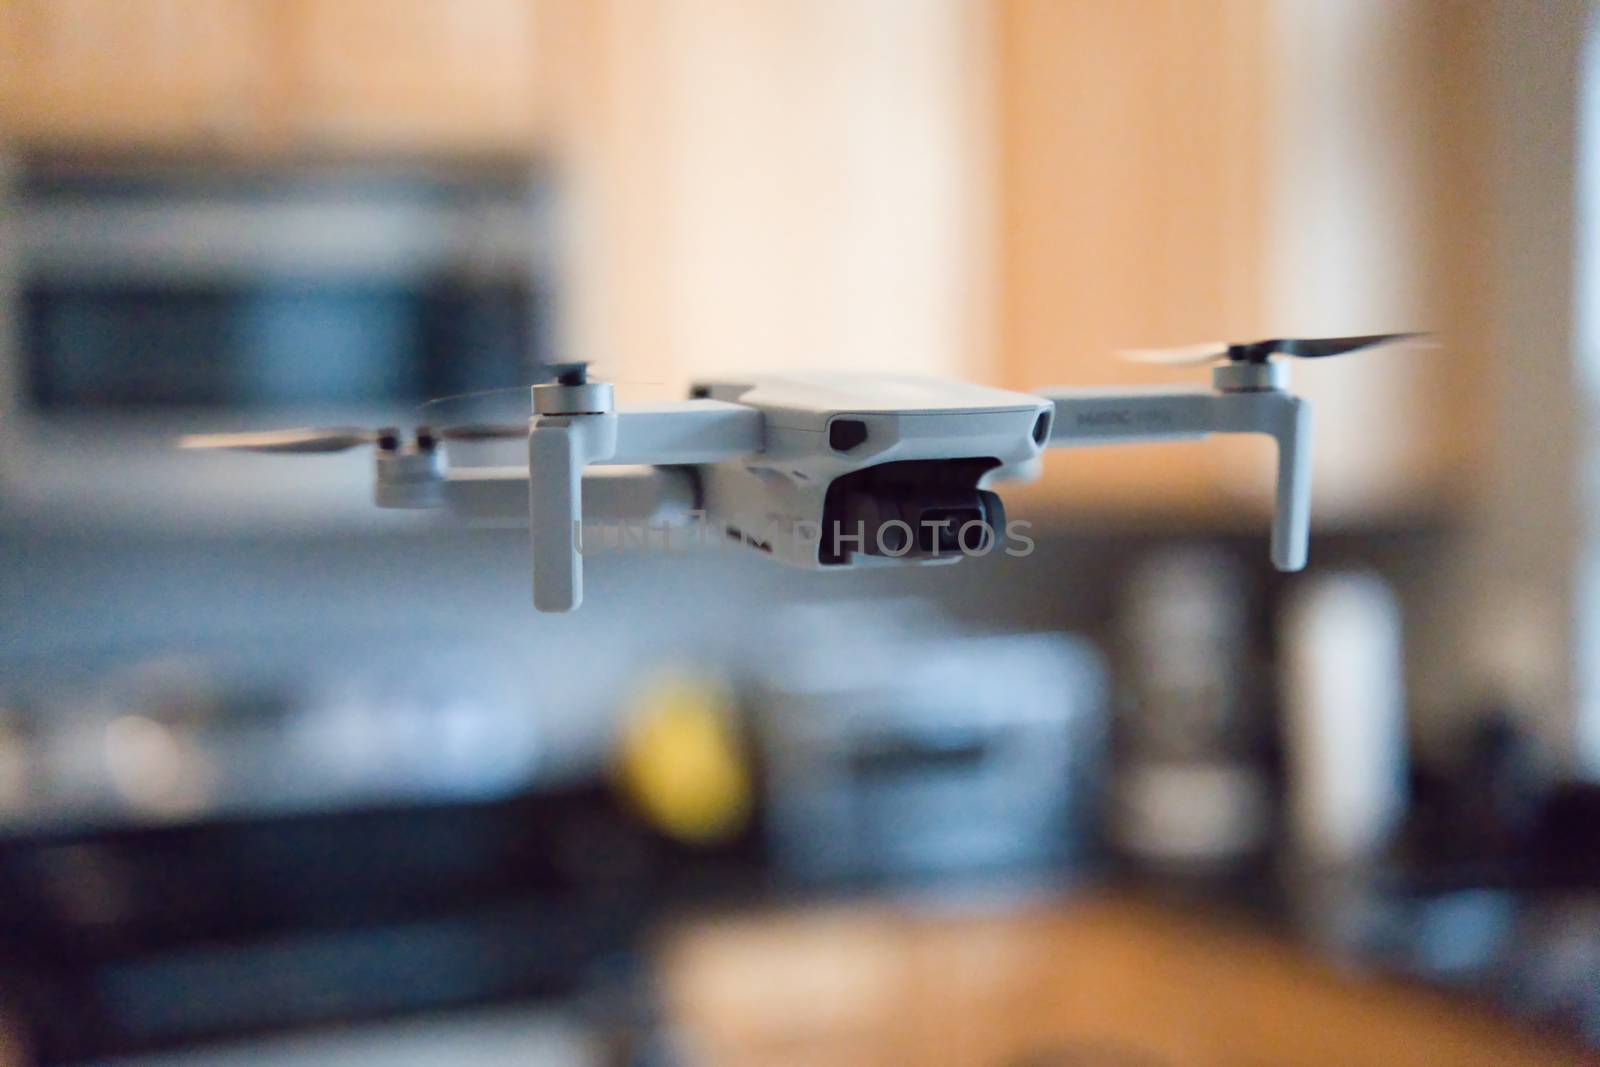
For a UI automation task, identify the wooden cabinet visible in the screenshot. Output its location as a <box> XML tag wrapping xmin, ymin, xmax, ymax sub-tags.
<box><xmin>0</xmin><ymin>0</ymin><xmax>1486</xmax><ymax>527</ymax></box>
<box><xmin>0</xmin><ymin>0</ymin><xmax>270</xmax><ymax>149</ymax></box>
<box><xmin>994</xmin><ymin>0</ymin><xmax>1486</xmax><ymax>526</ymax></box>
<box><xmin>0</xmin><ymin>0</ymin><xmax>547</xmax><ymax>155</ymax></box>
<box><xmin>277</xmin><ymin>0</ymin><xmax>545</xmax><ymax>154</ymax></box>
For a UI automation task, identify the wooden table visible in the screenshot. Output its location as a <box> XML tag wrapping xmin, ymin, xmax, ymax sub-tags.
<box><xmin>656</xmin><ymin>894</ymin><xmax>1587</xmax><ymax>1067</ymax></box>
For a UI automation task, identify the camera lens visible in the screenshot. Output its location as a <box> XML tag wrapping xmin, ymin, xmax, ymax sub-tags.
<box><xmin>819</xmin><ymin>459</ymin><xmax>1004</xmax><ymax>565</ymax></box>
<box><xmin>917</xmin><ymin>506</ymin><xmax>984</xmax><ymax>553</ymax></box>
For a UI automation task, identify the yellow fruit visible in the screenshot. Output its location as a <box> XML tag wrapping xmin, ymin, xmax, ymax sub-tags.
<box><xmin>616</xmin><ymin>672</ymin><xmax>751</xmax><ymax>844</ymax></box>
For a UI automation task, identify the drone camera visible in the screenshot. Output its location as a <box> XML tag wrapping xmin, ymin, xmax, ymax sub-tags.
<box><xmin>916</xmin><ymin>500</ymin><xmax>1000</xmax><ymax>554</ymax></box>
<box><xmin>819</xmin><ymin>458</ymin><xmax>1004</xmax><ymax>564</ymax></box>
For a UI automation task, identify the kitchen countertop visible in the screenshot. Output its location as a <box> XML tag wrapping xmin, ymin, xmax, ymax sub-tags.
<box><xmin>655</xmin><ymin>891</ymin><xmax>1588</xmax><ymax>1067</ymax></box>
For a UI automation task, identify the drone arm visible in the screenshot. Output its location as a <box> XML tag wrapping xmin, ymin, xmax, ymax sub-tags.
<box><xmin>529</xmin><ymin>401</ymin><xmax>764</xmax><ymax>612</ymax></box>
<box><xmin>608</xmin><ymin>400</ymin><xmax>764</xmax><ymax>465</ymax></box>
<box><xmin>1212</xmin><ymin>390</ymin><xmax>1312</xmax><ymax>572</ymax></box>
<box><xmin>1038</xmin><ymin>386</ymin><xmax>1215</xmax><ymax>445</ymax></box>
<box><xmin>436</xmin><ymin>465</ymin><xmax>697</xmax><ymax>525</ymax></box>
<box><xmin>1036</xmin><ymin>386</ymin><xmax>1312</xmax><ymax>572</ymax></box>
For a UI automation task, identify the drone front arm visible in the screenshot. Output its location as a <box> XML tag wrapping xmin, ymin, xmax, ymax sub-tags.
<box><xmin>1037</xmin><ymin>386</ymin><xmax>1312</xmax><ymax>571</ymax></box>
<box><xmin>608</xmin><ymin>401</ymin><xmax>764</xmax><ymax>464</ymax></box>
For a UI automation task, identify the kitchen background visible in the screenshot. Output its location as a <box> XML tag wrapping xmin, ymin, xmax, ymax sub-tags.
<box><xmin>1</xmin><ymin>1</ymin><xmax>1598</xmax><ymax>1065</ymax></box>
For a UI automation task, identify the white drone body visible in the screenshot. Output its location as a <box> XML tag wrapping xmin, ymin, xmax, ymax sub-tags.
<box><xmin>183</xmin><ymin>335</ymin><xmax>1421</xmax><ymax>613</ymax></box>
<box><xmin>686</xmin><ymin>375</ymin><xmax>1051</xmax><ymax>568</ymax></box>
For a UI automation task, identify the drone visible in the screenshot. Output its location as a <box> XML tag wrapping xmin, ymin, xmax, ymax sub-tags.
<box><xmin>182</xmin><ymin>334</ymin><xmax>1421</xmax><ymax>612</ymax></box>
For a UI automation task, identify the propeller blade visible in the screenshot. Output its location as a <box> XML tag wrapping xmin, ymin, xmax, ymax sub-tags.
<box><xmin>1118</xmin><ymin>342</ymin><xmax>1230</xmax><ymax>366</ymax></box>
<box><xmin>1270</xmin><ymin>332</ymin><xmax>1428</xmax><ymax>359</ymax></box>
<box><xmin>437</xmin><ymin>423</ymin><xmax>529</xmax><ymax>442</ymax></box>
<box><xmin>178</xmin><ymin>427</ymin><xmax>380</xmax><ymax>453</ymax></box>
<box><xmin>1124</xmin><ymin>332</ymin><xmax>1430</xmax><ymax>367</ymax></box>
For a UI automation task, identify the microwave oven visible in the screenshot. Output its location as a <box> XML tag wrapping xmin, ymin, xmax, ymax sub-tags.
<box><xmin>0</xmin><ymin>158</ymin><xmax>557</xmax><ymax>531</ymax></box>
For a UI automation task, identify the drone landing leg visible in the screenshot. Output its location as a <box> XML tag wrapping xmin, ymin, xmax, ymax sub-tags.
<box><xmin>526</xmin><ymin>400</ymin><xmax>764</xmax><ymax>612</ymax></box>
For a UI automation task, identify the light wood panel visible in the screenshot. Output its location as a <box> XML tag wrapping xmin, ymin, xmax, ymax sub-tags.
<box><xmin>551</xmin><ymin>0</ymin><xmax>995</xmax><ymax>397</ymax></box>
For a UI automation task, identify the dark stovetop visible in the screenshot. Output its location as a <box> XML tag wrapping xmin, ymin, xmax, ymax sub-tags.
<box><xmin>0</xmin><ymin>782</ymin><xmax>769</xmax><ymax>1065</ymax></box>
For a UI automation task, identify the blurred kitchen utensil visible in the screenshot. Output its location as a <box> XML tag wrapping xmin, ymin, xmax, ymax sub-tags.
<box><xmin>1111</xmin><ymin>548</ymin><xmax>1267</xmax><ymax>868</ymax></box>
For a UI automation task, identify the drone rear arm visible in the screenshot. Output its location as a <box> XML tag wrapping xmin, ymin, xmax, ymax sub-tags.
<box><xmin>435</xmin><ymin>465</ymin><xmax>698</xmax><ymax>526</ymax></box>
<box><xmin>1037</xmin><ymin>385</ymin><xmax>1312</xmax><ymax>571</ymax></box>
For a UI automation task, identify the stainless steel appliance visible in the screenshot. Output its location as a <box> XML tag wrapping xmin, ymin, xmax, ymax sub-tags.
<box><xmin>750</xmin><ymin>602</ymin><xmax>1106</xmax><ymax>884</ymax></box>
<box><xmin>0</xmin><ymin>157</ymin><xmax>555</xmax><ymax>531</ymax></box>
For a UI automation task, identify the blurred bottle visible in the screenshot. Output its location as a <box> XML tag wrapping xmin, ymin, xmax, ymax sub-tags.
<box><xmin>1111</xmin><ymin>548</ymin><xmax>1269</xmax><ymax>869</ymax></box>
<box><xmin>1279</xmin><ymin>571</ymin><xmax>1407</xmax><ymax>868</ymax></box>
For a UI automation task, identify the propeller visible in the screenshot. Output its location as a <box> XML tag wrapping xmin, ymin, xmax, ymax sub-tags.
<box><xmin>1121</xmin><ymin>332</ymin><xmax>1427</xmax><ymax>367</ymax></box>
<box><xmin>178</xmin><ymin>426</ymin><xmax>399</xmax><ymax>454</ymax></box>
<box><xmin>178</xmin><ymin>422</ymin><xmax>532</xmax><ymax>454</ymax></box>
<box><xmin>179</xmin><ymin>363</ymin><xmax>612</xmax><ymax>453</ymax></box>
<box><xmin>180</xmin><ymin>363</ymin><xmax>678</xmax><ymax>454</ymax></box>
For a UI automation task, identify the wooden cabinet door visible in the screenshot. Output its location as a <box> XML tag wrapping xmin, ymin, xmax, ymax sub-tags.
<box><xmin>0</xmin><ymin>0</ymin><xmax>270</xmax><ymax>149</ymax></box>
<box><xmin>996</xmin><ymin>0</ymin><xmax>1273</xmax><ymax>522</ymax></box>
<box><xmin>276</xmin><ymin>0</ymin><xmax>544</xmax><ymax>155</ymax></box>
